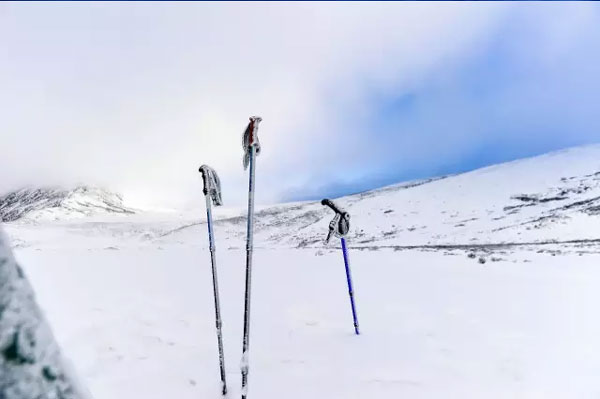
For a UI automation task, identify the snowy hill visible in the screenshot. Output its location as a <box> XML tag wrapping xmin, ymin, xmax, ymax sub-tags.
<box><xmin>155</xmin><ymin>144</ymin><xmax>600</xmax><ymax>253</ymax></box>
<box><xmin>0</xmin><ymin>186</ymin><xmax>134</xmax><ymax>223</ymax></box>
<box><xmin>5</xmin><ymin>145</ymin><xmax>600</xmax><ymax>252</ymax></box>
<box><xmin>4</xmin><ymin>145</ymin><xmax>600</xmax><ymax>399</ymax></box>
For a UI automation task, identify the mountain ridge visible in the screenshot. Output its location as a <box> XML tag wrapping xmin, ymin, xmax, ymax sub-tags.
<box><xmin>0</xmin><ymin>186</ymin><xmax>134</xmax><ymax>222</ymax></box>
<box><xmin>5</xmin><ymin>144</ymin><xmax>600</xmax><ymax>252</ymax></box>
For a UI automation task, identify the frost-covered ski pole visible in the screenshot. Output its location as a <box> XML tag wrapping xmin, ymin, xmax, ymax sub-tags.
<box><xmin>241</xmin><ymin>116</ymin><xmax>262</xmax><ymax>399</ymax></box>
<box><xmin>199</xmin><ymin>165</ymin><xmax>228</xmax><ymax>395</ymax></box>
<box><xmin>321</xmin><ymin>199</ymin><xmax>360</xmax><ymax>335</ymax></box>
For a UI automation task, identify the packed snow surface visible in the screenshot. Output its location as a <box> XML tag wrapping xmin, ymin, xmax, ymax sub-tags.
<box><xmin>4</xmin><ymin>144</ymin><xmax>600</xmax><ymax>398</ymax></box>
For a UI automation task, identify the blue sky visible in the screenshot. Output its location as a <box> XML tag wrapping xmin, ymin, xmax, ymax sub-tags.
<box><xmin>1</xmin><ymin>3</ymin><xmax>600</xmax><ymax>207</ymax></box>
<box><xmin>284</xmin><ymin>3</ymin><xmax>600</xmax><ymax>200</ymax></box>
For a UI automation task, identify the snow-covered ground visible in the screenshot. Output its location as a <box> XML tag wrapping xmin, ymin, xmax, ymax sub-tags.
<box><xmin>4</xmin><ymin>144</ymin><xmax>600</xmax><ymax>398</ymax></box>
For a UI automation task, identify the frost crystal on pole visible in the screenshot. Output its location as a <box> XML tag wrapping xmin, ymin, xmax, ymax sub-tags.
<box><xmin>199</xmin><ymin>165</ymin><xmax>227</xmax><ymax>395</ymax></box>
<box><xmin>321</xmin><ymin>199</ymin><xmax>360</xmax><ymax>335</ymax></box>
<box><xmin>240</xmin><ymin>116</ymin><xmax>262</xmax><ymax>399</ymax></box>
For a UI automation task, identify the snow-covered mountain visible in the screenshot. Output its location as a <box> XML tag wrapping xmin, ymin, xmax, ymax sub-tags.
<box><xmin>0</xmin><ymin>186</ymin><xmax>134</xmax><ymax>223</ymax></box>
<box><xmin>5</xmin><ymin>145</ymin><xmax>600</xmax><ymax>252</ymax></box>
<box><xmin>157</xmin><ymin>144</ymin><xmax>600</xmax><ymax>252</ymax></box>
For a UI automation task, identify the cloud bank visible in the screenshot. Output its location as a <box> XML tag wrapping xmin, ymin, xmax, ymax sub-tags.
<box><xmin>1</xmin><ymin>2</ymin><xmax>598</xmax><ymax>207</ymax></box>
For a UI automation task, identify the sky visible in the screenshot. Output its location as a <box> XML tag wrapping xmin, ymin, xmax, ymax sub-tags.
<box><xmin>1</xmin><ymin>2</ymin><xmax>600</xmax><ymax>207</ymax></box>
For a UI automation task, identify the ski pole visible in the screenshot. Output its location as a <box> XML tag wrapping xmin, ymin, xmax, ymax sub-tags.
<box><xmin>199</xmin><ymin>165</ymin><xmax>227</xmax><ymax>395</ymax></box>
<box><xmin>241</xmin><ymin>116</ymin><xmax>262</xmax><ymax>399</ymax></box>
<box><xmin>321</xmin><ymin>199</ymin><xmax>360</xmax><ymax>335</ymax></box>
<box><xmin>341</xmin><ymin>237</ymin><xmax>359</xmax><ymax>335</ymax></box>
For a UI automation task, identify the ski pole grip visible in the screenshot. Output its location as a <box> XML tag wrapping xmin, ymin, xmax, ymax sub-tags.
<box><xmin>246</xmin><ymin>116</ymin><xmax>262</xmax><ymax>148</ymax></box>
<box><xmin>321</xmin><ymin>198</ymin><xmax>343</xmax><ymax>215</ymax></box>
<box><xmin>242</xmin><ymin>116</ymin><xmax>263</xmax><ymax>170</ymax></box>
<box><xmin>199</xmin><ymin>166</ymin><xmax>209</xmax><ymax>196</ymax></box>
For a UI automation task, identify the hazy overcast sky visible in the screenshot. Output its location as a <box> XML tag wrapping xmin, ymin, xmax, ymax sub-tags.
<box><xmin>2</xmin><ymin>2</ymin><xmax>600</xmax><ymax>207</ymax></box>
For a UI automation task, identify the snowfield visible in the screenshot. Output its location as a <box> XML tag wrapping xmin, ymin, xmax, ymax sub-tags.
<box><xmin>4</xmin><ymin>145</ymin><xmax>600</xmax><ymax>398</ymax></box>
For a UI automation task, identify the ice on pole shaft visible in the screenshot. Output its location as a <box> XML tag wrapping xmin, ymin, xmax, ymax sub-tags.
<box><xmin>199</xmin><ymin>165</ymin><xmax>227</xmax><ymax>395</ymax></box>
<box><xmin>321</xmin><ymin>199</ymin><xmax>360</xmax><ymax>335</ymax></box>
<box><xmin>241</xmin><ymin>116</ymin><xmax>262</xmax><ymax>399</ymax></box>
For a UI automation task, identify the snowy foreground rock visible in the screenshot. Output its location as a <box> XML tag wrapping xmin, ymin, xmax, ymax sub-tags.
<box><xmin>0</xmin><ymin>230</ymin><xmax>89</xmax><ymax>399</ymax></box>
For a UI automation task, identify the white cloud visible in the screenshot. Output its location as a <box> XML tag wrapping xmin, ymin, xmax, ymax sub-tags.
<box><xmin>0</xmin><ymin>2</ymin><xmax>514</xmax><ymax>206</ymax></box>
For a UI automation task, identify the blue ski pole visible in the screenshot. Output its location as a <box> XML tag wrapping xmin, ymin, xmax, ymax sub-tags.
<box><xmin>321</xmin><ymin>199</ymin><xmax>360</xmax><ymax>335</ymax></box>
<box><xmin>341</xmin><ymin>237</ymin><xmax>360</xmax><ymax>335</ymax></box>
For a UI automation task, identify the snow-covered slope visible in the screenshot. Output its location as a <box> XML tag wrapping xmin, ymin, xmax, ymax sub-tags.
<box><xmin>0</xmin><ymin>186</ymin><xmax>134</xmax><ymax>223</ymax></box>
<box><xmin>155</xmin><ymin>144</ymin><xmax>600</xmax><ymax>251</ymax></box>
<box><xmin>5</xmin><ymin>144</ymin><xmax>600</xmax><ymax>399</ymax></box>
<box><xmin>6</xmin><ymin>145</ymin><xmax>600</xmax><ymax>251</ymax></box>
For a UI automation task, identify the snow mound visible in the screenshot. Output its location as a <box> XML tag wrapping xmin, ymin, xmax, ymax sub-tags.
<box><xmin>0</xmin><ymin>186</ymin><xmax>134</xmax><ymax>223</ymax></box>
<box><xmin>0</xmin><ymin>229</ymin><xmax>89</xmax><ymax>398</ymax></box>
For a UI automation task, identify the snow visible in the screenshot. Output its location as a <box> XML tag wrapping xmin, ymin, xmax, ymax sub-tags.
<box><xmin>0</xmin><ymin>186</ymin><xmax>134</xmax><ymax>223</ymax></box>
<box><xmin>12</xmin><ymin>247</ymin><xmax>600</xmax><ymax>398</ymax></box>
<box><xmin>0</xmin><ymin>230</ymin><xmax>89</xmax><ymax>399</ymax></box>
<box><xmin>4</xmin><ymin>144</ymin><xmax>600</xmax><ymax>398</ymax></box>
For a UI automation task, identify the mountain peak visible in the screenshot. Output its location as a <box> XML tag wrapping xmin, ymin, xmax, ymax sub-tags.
<box><xmin>0</xmin><ymin>185</ymin><xmax>134</xmax><ymax>222</ymax></box>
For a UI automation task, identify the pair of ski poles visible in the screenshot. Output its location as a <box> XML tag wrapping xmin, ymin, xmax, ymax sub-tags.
<box><xmin>199</xmin><ymin>116</ymin><xmax>359</xmax><ymax>398</ymax></box>
<box><xmin>198</xmin><ymin>116</ymin><xmax>261</xmax><ymax>398</ymax></box>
